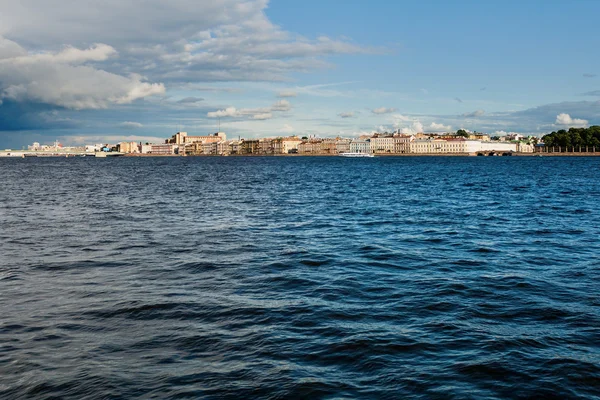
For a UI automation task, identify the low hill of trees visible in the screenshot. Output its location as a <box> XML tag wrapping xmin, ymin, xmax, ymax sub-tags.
<box><xmin>542</xmin><ymin>126</ymin><xmax>600</xmax><ymax>148</ymax></box>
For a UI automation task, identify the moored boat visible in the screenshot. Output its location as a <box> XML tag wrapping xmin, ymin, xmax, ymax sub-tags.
<box><xmin>339</xmin><ymin>152</ymin><xmax>374</xmax><ymax>158</ymax></box>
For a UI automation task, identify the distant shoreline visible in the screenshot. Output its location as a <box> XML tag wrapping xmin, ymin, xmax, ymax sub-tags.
<box><xmin>2</xmin><ymin>152</ymin><xmax>600</xmax><ymax>158</ymax></box>
<box><xmin>121</xmin><ymin>152</ymin><xmax>600</xmax><ymax>158</ymax></box>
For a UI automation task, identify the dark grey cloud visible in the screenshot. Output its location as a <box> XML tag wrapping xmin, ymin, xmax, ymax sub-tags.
<box><xmin>581</xmin><ymin>90</ymin><xmax>600</xmax><ymax>96</ymax></box>
<box><xmin>118</xmin><ymin>121</ymin><xmax>143</xmax><ymax>129</ymax></box>
<box><xmin>454</xmin><ymin>97</ymin><xmax>463</xmax><ymax>103</ymax></box>
<box><xmin>0</xmin><ymin>100</ymin><xmax>82</xmax><ymax>132</ymax></box>
<box><xmin>177</xmin><ymin>97</ymin><xmax>205</xmax><ymax>104</ymax></box>
<box><xmin>461</xmin><ymin>110</ymin><xmax>485</xmax><ymax>118</ymax></box>
<box><xmin>583</xmin><ymin>73</ymin><xmax>597</xmax><ymax>78</ymax></box>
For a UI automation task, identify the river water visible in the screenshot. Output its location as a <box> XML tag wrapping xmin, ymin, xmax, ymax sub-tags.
<box><xmin>1</xmin><ymin>156</ymin><xmax>599</xmax><ymax>399</ymax></box>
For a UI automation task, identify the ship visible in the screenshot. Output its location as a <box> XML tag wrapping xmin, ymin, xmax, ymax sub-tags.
<box><xmin>339</xmin><ymin>152</ymin><xmax>375</xmax><ymax>158</ymax></box>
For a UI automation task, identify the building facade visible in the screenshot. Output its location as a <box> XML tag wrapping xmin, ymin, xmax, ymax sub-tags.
<box><xmin>350</xmin><ymin>139</ymin><xmax>371</xmax><ymax>154</ymax></box>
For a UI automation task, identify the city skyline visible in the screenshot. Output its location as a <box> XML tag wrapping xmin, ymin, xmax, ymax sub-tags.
<box><xmin>1</xmin><ymin>0</ymin><xmax>600</xmax><ymax>148</ymax></box>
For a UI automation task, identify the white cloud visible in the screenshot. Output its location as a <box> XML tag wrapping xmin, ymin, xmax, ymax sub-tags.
<box><xmin>280</xmin><ymin>124</ymin><xmax>294</xmax><ymax>133</ymax></box>
<box><xmin>10</xmin><ymin>43</ymin><xmax>117</xmax><ymax>65</ymax></box>
<box><xmin>118</xmin><ymin>121</ymin><xmax>143</xmax><ymax>129</ymax></box>
<box><xmin>389</xmin><ymin>114</ymin><xmax>441</xmax><ymax>134</ymax></box>
<box><xmin>277</xmin><ymin>90</ymin><xmax>297</xmax><ymax>98</ymax></box>
<box><xmin>392</xmin><ymin>114</ymin><xmax>412</xmax><ymax>123</ymax></box>
<box><xmin>555</xmin><ymin>113</ymin><xmax>588</xmax><ymax>127</ymax></box>
<box><xmin>0</xmin><ymin>36</ymin><xmax>26</xmax><ymax>59</ymax></box>
<box><xmin>290</xmin><ymin>81</ymin><xmax>360</xmax><ymax>98</ymax></box>
<box><xmin>271</xmin><ymin>99</ymin><xmax>291</xmax><ymax>112</ymax></box>
<box><xmin>208</xmin><ymin>99</ymin><xmax>291</xmax><ymax>119</ymax></box>
<box><xmin>338</xmin><ymin>112</ymin><xmax>355</xmax><ymax>118</ymax></box>
<box><xmin>0</xmin><ymin>38</ymin><xmax>165</xmax><ymax>109</ymax></box>
<box><xmin>207</xmin><ymin>107</ymin><xmax>241</xmax><ymax>118</ymax></box>
<box><xmin>252</xmin><ymin>113</ymin><xmax>272</xmax><ymax>120</ymax></box>
<box><xmin>372</xmin><ymin>107</ymin><xmax>396</xmax><ymax>114</ymax></box>
<box><xmin>0</xmin><ymin>1</ymin><xmax>372</xmax><ymax>85</ymax></box>
<box><xmin>400</xmin><ymin>121</ymin><xmax>424</xmax><ymax>135</ymax></box>
<box><xmin>429</xmin><ymin>122</ymin><xmax>451</xmax><ymax>131</ymax></box>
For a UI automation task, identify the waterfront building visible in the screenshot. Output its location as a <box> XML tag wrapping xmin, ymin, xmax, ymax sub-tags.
<box><xmin>473</xmin><ymin>141</ymin><xmax>518</xmax><ymax>153</ymax></box>
<box><xmin>241</xmin><ymin>139</ymin><xmax>260</xmax><ymax>154</ymax></box>
<box><xmin>469</xmin><ymin>133</ymin><xmax>491</xmax><ymax>141</ymax></box>
<box><xmin>117</xmin><ymin>142</ymin><xmax>139</xmax><ymax>153</ymax></box>
<box><xmin>273</xmin><ymin>137</ymin><xmax>302</xmax><ymax>154</ymax></box>
<box><xmin>259</xmin><ymin>138</ymin><xmax>274</xmax><ymax>154</ymax></box>
<box><xmin>335</xmin><ymin>138</ymin><xmax>351</xmax><ymax>154</ymax></box>
<box><xmin>298</xmin><ymin>139</ymin><xmax>323</xmax><ymax>154</ymax></box>
<box><xmin>202</xmin><ymin>141</ymin><xmax>218</xmax><ymax>155</ymax></box>
<box><xmin>151</xmin><ymin>129</ymin><xmax>535</xmax><ymax>156</ymax></box>
<box><xmin>167</xmin><ymin>131</ymin><xmax>226</xmax><ymax>145</ymax></box>
<box><xmin>411</xmin><ymin>138</ymin><xmax>468</xmax><ymax>154</ymax></box>
<box><xmin>393</xmin><ymin>135</ymin><xmax>413</xmax><ymax>154</ymax></box>
<box><xmin>180</xmin><ymin>142</ymin><xmax>202</xmax><ymax>155</ymax></box>
<box><xmin>318</xmin><ymin>138</ymin><xmax>338</xmax><ymax>154</ymax></box>
<box><xmin>516</xmin><ymin>142</ymin><xmax>534</xmax><ymax>153</ymax></box>
<box><xmin>370</xmin><ymin>135</ymin><xmax>395</xmax><ymax>154</ymax></box>
<box><xmin>349</xmin><ymin>139</ymin><xmax>371</xmax><ymax>154</ymax></box>
<box><xmin>230</xmin><ymin>140</ymin><xmax>242</xmax><ymax>155</ymax></box>
<box><xmin>149</xmin><ymin>144</ymin><xmax>176</xmax><ymax>154</ymax></box>
<box><xmin>217</xmin><ymin>140</ymin><xmax>233</xmax><ymax>155</ymax></box>
<box><xmin>410</xmin><ymin>139</ymin><xmax>519</xmax><ymax>154</ymax></box>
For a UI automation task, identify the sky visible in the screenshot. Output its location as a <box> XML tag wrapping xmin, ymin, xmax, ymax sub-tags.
<box><xmin>1</xmin><ymin>0</ymin><xmax>600</xmax><ymax>148</ymax></box>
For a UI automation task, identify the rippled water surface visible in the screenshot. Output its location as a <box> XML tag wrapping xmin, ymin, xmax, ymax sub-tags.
<box><xmin>1</xmin><ymin>156</ymin><xmax>599</xmax><ymax>399</ymax></box>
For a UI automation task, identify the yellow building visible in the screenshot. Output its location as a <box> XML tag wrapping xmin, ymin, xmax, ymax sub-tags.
<box><xmin>273</xmin><ymin>137</ymin><xmax>302</xmax><ymax>154</ymax></box>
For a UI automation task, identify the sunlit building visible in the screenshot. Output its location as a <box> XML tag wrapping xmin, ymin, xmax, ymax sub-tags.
<box><xmin>167</xmin><ymin>131</ymin><xmax>226</xmax><ymax>145</ymax></box>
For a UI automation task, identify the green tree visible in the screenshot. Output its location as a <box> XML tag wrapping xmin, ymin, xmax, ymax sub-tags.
<box><xmin>541</xmin><ymin>126</ymin><xmax>600</xmax><ymax>150</ymax></box>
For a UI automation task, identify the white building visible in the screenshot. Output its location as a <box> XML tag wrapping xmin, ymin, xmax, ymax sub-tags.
<box><xmin>350</xmin><ymin>139</ymin><xmax>371</xmax><ymax>154</ymax></box>
<box><xmin>410</xmin><ymin>139</ymin><xmax>518</xmax><ymax>154</ymax></box>
<box><xmin>472</xmin><ymin>141</ymin><xmax>518</xmax><ymax>153</ymax></box>
<box><xmin>85</xmin><ymin>144</ymin><xmax>104</xmax><ymax>153</ymax></box>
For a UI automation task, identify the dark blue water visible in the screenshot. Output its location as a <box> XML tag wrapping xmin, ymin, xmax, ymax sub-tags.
<box><xmin>1</xmin><ymin>156</ymin><xmax>599</xmax><ymax>399</ymax></box>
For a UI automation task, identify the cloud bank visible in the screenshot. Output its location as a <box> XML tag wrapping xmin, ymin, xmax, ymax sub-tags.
<box><xmin>372</xmin><ymin>107</ymin><xmax>396</xmax><ymax>114</ymax></box>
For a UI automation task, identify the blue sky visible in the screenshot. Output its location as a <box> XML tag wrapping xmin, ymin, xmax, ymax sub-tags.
<box><xmin>1</xmin><ymin>0</ymin><xmax>599</xmax><ymax>148</ymax></box>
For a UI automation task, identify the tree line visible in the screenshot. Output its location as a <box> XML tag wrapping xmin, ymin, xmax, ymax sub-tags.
<box><xmin>542</xmin><ymin>126</ymin><xmax>600</xmax><ymax>149</ymax></box>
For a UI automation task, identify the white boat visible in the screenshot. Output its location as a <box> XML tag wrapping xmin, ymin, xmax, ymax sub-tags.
<box><xmin>339</xmin><ymin>152</ymin><xmax>374</xmax><ymax>158</ymax></box>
